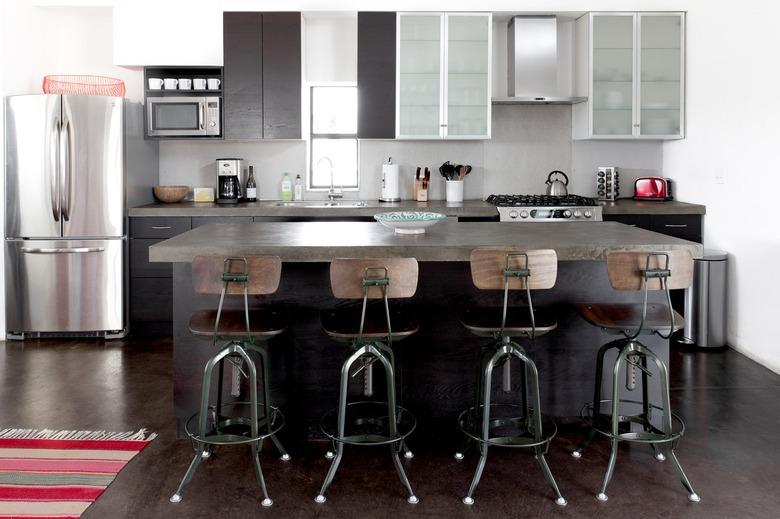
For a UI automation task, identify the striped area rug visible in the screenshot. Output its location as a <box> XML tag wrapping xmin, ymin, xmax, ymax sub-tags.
<box><xmin>0</xmin><ymin>428</ymin><xmax>156</xmax><ymax>518</ymax></box>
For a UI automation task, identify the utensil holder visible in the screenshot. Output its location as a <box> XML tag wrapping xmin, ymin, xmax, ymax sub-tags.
<box><xmin>445</xmin><ymin>180</ymin><xmax>464</xmax><ymax>203</ymax></box>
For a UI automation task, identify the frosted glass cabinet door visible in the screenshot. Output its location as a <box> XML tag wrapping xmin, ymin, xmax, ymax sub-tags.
<box><xmin>591</xmin><ymin>14</ymin><xmax>635</xmax><ymax>136</ymax></box>
<box><xmin>639</xmin><ymin>13</ymin><xmax>684</xmax><ymax>137</ymax></box>
<box><xmin>446</xmin><ymin>14</ymin><xmax>491</xmax><ymax>138</ymax></box>
<box><xmin>398</xmin><ymin>14</ymin><xmax>442</xmax><ymax>138</ymax></box>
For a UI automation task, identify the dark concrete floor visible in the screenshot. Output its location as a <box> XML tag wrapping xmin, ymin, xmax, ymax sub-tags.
<box><xmin>1</xmin><ymin>338</ymin><xmax>779</xmax><ymax>518</ymax></box>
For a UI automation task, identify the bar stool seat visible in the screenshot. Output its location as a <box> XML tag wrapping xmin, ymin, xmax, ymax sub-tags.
<box><xmin>577</xmin><ymin>303</ymin><xmax>683</xmax><ymax>333</ymax></box>
<box><xmin>459</xmin><ymin>306</ymin><xmax>557</xmax><ymax>337</ymax></box>
<box><xmin>189</xmin><ymin>308</ymin><xmax>286</xmax><ymax>337</ymax></box>
<box><xmin>321</xmin><ymin>304</ymin><xmax>418</xmax><ymax>340</ymax></box>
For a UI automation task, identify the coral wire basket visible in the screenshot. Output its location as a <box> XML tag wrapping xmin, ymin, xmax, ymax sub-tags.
<box><xmin>42</xmin><ymin>75</ymin><xmax>126</xmax><ymax>97</ymax></box>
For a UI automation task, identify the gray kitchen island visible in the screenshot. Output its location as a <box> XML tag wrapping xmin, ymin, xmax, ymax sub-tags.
<box><xmin>150</xmin><ymin>221</ymin><xmax>702</xmax><ymax>441</ymax></box>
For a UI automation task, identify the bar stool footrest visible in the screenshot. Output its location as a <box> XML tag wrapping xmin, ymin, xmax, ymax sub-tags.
<box><xmin>458</xmin><ymin>404</ymin><xmax>557</xmax><ymax>448</ymax></box>
<box><xmin>185</xmin><ymin>402</ymin><xmax>285</xmax><ymax>447</ymax></box>
<box><xmin>320</xmin><ymin>401</ymin><xmax>416</xmax><ymax>446</ymax></box>
<box><xmin>581</xmin><ymin>399</ymin><xmax>685</xmax><ymax>445</ymax></box>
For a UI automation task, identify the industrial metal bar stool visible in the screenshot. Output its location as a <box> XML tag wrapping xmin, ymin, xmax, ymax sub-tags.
<box><xmin>455</xmin><ymin>248</ymin><xmax>566</xmax><ymax>506</ymax></box>
<box><xmin>315</xmin><ymin>258</ymin><xmax>419</xmax><ymax>504</ymax></box>
<box><xmin>572</xmin><ymin>251</ymin><xmax>700</xmax><ymax>503</ymax></box>
<box><xmin>170</xmin><ymin>256</ymin><xmax>290</xmax><ymax>507</ymax></box>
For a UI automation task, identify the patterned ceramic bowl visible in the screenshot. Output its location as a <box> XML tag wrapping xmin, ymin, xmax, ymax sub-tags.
<box><xmin>374</xmin><ymin>211</ymin><xmax>446</xmax><ymax>235</ymax></box>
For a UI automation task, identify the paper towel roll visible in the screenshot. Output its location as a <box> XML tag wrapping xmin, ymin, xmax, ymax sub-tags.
<box><xmin>381</xmin><ymin>163</ymin><xmax>400</xmax><ymax>201</ymax></box>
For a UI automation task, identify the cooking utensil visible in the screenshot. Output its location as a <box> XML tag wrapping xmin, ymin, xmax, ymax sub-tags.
<box><xmin>455</xmin><ymin>165</ymin><xmax>472</xmax><ymax>180</ymax></box>
<box><xmin>439</xmin><ymin>161</ymin><xmax>455</xmax><ymax>180</ymax></box>
<box><xmin>545</xmin><ymin>170</ymin><xmax>569</xmax><ymax>196</ymax></box>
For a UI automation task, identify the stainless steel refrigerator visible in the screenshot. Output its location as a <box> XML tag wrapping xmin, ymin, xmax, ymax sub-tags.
<box><xmin>5</xmin><ymin>94</ymin><xmax>126</xmax><ymax>338</ymax></box>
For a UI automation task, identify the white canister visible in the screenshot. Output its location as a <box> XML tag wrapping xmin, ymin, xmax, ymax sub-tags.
<box><xmin>445</xmin><ymin>180</ymin><xmax>464</xmax><ymax>203</ymax></box>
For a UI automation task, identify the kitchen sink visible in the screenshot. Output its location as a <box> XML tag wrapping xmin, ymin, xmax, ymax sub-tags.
<box><xmin>273</xmin><ymin>201</ymin><xmax>368</xmax><ymax>208</ymax></box>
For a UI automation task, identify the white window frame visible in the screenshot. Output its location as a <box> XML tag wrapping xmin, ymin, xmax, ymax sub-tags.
<box><xmin>306</xmin><ymin>83</ymin><xmax>360</xmax><ymax>191</ymax></box>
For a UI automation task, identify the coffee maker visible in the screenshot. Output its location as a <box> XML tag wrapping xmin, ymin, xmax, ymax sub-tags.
<box><xmin>216</xmin><ymin>158</ymin><xmax>245</xmax><ymax>204</ymax></box>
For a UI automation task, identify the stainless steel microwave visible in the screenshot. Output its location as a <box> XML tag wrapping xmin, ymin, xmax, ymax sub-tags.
<box><xmin>146</xmin><ymin>96</ymin><xmax>220</xmax><ymax>137</ymax></box>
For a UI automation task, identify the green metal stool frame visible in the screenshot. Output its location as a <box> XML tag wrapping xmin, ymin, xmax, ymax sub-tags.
<box><xmin>455</xmin><ymin>250</ymin><xmax>567</xmax><ymax>507</ymax></box>
<box><xmin>315</xmin><ymin>260</ymin><xmax>419</xmax><ymax>505</ymax></box>
<box><xmin>170</xmin><ymin>257</ymin><xmax>289</xmax><ymax>508</ymax></box>
<box><xmin>572</xmin><ymin>251</ymin><xmax>700</xmax><ymax>503</ymax></box>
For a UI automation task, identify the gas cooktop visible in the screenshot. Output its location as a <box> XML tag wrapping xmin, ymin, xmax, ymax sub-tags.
<box><xmin>486</xmin><ymin>194</ymin><xmax>598</xmax><ymax>207</ymax></box>
<box><xmin>486</xmin><ymin>194</ymin><xmax>602</xmax><ymax>222</ymax></box>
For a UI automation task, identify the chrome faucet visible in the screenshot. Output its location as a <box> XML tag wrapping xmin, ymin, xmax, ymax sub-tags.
<box><xmin>318</xmin><ymin>157</ymin><xmax>342</xmax><ymax>201</ymax></box>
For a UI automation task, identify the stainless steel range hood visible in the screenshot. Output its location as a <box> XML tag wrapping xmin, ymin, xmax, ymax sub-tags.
<box><xmin>492</xmin><ymin>16</ymin><xmax>586</xmax><ymax>105</ymax></box>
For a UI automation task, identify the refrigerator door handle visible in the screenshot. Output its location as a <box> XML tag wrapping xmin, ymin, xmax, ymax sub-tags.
<box><xmin>21</xmin><ymin>246</ymin><xmax>105</xmax><ymax>254</ymax></box>
<box><xmin>60</xmin><ymin>119</ymin><xmax>72</xmax><ymax>222</ymax></box>
<box><xmin>51</xmin><ymin>118</ymin><xmax>61</xmax><ymax>222</ymax></box>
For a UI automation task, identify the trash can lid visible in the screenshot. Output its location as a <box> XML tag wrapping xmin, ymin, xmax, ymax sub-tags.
<box><xmin>697</xmin><ymin>249</ymin><xmax>728</xmax><ymax>261</ymax></box>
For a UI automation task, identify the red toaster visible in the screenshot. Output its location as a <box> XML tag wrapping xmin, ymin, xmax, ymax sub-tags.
<box><xmin>634</xmin><ymin>177</ymin><xmax>673</xmax><ymax>201</ymax></box>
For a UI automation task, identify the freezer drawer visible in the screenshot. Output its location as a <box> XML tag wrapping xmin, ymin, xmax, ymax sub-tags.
<box><xmin>5</xmin><ymin>239</ymin><xmax>124</xmax><ymax>335</ymax></box>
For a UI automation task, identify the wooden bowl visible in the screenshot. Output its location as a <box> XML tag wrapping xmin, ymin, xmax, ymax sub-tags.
<box><xmin>153</xmin><ymin>185</ymin><xmax>188</xmax><ymax>203</ymax></box>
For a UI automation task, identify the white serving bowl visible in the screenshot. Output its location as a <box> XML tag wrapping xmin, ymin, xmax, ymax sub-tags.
<box><xmin>374</xmin><ymin>211</ymin><xmax>446</xmax><ymax>235</ymax></box>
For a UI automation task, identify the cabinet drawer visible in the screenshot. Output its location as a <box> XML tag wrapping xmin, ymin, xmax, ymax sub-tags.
<box><xmin>651</xmin><ymin>215</ymin><xmax>702</xmax><ymax>243</ymax></box>
<box><xmin>130</xmin><ymin>277</ymin><xmax>173</xmax><ymax>322</ymax></box>
<box><xmin>130</xmin><ymin>238</ymin><xmax>171</xmax><ymax>278</ymax></box>
<box><xmin>603</xmin><ymin>214</ymin><xmax>652</xmax><ymax>231</ymax></box>
<box><xmin>130</xmin><ymin>217</ymin><xmax>191</xmax><ymax>238</ymax></box>
<box><xmin>192</xmin><ymin>216</ymin><xmax>253</xmax><ymax>228</ymax></box>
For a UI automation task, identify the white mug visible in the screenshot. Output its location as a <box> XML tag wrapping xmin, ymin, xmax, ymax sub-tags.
<box><xmin>163</xmin><ymin>78</ymin><xmax>178</xmax><ymax>90</ymax></box>
<box><xmin>148</xmin><ymin>78</ymin><xmax>163</xmax><ymax>90</ymax></box>
<box><xmin>178</xmin><ymin>78</ymin><xmax>192</xmax><ymax>90</ymax></box>
<box><xmin>193</xmin><ymin>78</ymin><xmax>207</xmax><ymax>90</ymax></box>
<box><xmin>207</xmin><ymin>78</ymin><xmax>221</xmax><ymax>90</ymax></box>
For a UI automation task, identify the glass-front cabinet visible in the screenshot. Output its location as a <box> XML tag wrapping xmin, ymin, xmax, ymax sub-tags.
<box><xmin>574</xmin><ymin>12</ymin><xmax>685</xmax><ymax>140</ymax></box>
<box><xmin>397</xmin><ymin>12</ymin><xmax>491</xmax><ymax>139</ymax></box>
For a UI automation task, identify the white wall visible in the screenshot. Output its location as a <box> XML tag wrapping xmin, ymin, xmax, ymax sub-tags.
<box><xmin>662</xmin><ymin>1</ymin><xmax>780</xmax><ymax>373</ymax></box>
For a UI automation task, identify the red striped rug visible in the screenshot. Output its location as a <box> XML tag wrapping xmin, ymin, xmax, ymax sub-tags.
<box><xmin>0</xmin><ymin>428</ymin><xmax>156</xmax><ymax>518</ymax></box>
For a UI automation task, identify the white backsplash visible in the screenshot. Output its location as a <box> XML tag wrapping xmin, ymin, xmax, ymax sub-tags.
<box><xmin>158</xmin><ymin>105</ymin><xmax>664</xmax><ymax>200</ymax></box>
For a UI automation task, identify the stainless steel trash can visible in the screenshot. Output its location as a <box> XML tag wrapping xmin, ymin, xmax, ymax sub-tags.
<box><xmin>679</xmin><ymin>250</ymin><xmax>728</xmax><ymax>348</ymax></box>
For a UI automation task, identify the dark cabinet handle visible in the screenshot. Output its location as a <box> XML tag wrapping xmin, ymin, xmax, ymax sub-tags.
<box><xmin>664</xmin><ymin>224</ymin><xmax>688</xmax><ymax>228</ymax></box>
<box><xmin>151</xmin><ymin>226</ymin><xmax>172</xmax><ymax>230</ymax></box>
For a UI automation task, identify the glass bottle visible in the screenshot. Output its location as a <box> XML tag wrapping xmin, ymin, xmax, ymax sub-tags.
<box><xmin>246</xmin><ymin>166</ymin><xmax>257</xmax><ymax>202</ymax></box>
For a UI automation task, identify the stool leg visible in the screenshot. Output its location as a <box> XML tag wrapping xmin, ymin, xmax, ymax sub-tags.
<box><xmin>171</xmin><ymin>346</ymin><xmax>232</xmax><ymax>503</ymax></box>
<box><xmin>253</xmin><ymin>343</ymin><xmax>290</xmax><ymax>462</ymax></box>
<box><xmin>512</xmin><ymin>345</ymin><xmax>566</xmax><ymax>507</ymax></box>
<box><xmin>375</xmin><ymin>342</ymin><xmax>413</xmax><ymax>460</ymax></box>
<box><xmin>643</xmin><ymin>347</ymin><xmax>700</xmax><ymax>503</ymax></box>
<box><xmin>251</xmin><ymin>439</ymin><xmax>273</xmax><ymax>507</ymax></box>
<box><xmin>463</xmin><ymin>348</ymin><xmax>501</xmax><ymax>505</ymax></box>
<box><xmin>638</xmin><ymin>354</ymin><xmax>665</xmax><ymax>462</ymax></box>
<box><xmin>371</xmin><ymin>345</ymin><xmax>417</xmax><ymax>503</ymax></box>
<box><xmin>456</xmin><ymin>344</ymin><xmax>495</xmax><ymax>461</ymax></box>
<box><xmin>316</xmin><ymin>345</ymin><xmax>367</xmax><ymax>503</ymax></box>
<box><xmin>597</xmin><ymin>346</ymin><xmax>630</xmax><ymax>501</ymax></box>
<box><xmin>573</xmin><ymin>340</ymin><xmax>622</xmax><ymax>459</ymax></box>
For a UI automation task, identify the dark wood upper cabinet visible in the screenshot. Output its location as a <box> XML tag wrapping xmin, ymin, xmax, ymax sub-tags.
<box><xmin>262</xmin><ymin>12</ymin><xmax>302</xmax><ymax>139</ymax></box>
<box><xmin>223</xmin><ymin>12</ymin><xmax>301</xmax><ymax>140</ymax></box>
<box><xmin>357</xmin><ymin>12</ymin><xmax>396</xmax><ymax>139</ymax></box>
<box><xmin>223</xmin><ymin>12</ymin><xmax>263</xmax><ymax>140</ymax></box>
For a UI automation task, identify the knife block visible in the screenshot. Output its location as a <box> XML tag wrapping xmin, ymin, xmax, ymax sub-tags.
<box><xmin>414</xmin><ymin>180</ymin><xmax>428</xmax><ymax>202</ymax></box>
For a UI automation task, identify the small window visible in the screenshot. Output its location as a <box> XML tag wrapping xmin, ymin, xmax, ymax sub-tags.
<box><xmin>309</xmin><ymin>86</ymin><xmax>358</xmax><ymax>189</ymax></box>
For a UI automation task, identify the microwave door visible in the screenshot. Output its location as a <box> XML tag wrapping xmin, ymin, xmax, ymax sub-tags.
<box><xmin>4</xmin><ymin>95</ymin><xmax>62</xmax><ymax>239</ymax></box>
<box><xmin>61</xmin><ymin>95</ymin><xmax>124</xmax><ymax>238</ymax></box>
<box><xmin>147</xmin><ymin>97</ymin><xmax>204</xmax><ymax>136</ymax></box>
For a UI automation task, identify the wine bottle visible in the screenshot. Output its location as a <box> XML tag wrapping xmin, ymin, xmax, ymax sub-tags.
<box><xmin>246</xmin><ymin>166</ymin><xmax>257</xmax><ymax>202</ymax></box>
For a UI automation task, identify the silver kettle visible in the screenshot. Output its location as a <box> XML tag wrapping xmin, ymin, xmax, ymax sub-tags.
<box><xmin>545</xmin><ymin>170</ymin><xmax>569</xmax><ymax>196</ymax></box>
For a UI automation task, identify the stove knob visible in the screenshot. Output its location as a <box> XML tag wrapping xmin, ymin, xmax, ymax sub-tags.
<box><xmin>508</xmin><ymin>210</ymin><xmax>519</xmax><ymax>219</ymax></box>
<box><xmin>519</xmin><ymin>210</ymin><xmax>529</xmax><ymax>219</ymax></box>
<box><xmin>573</xmin><ymin>209</ymin><xmax>582</xmax><ymax>218</ymax></box>
<box><xmin>584</xmin><ymin>210</ymin><xmax>593</xmax><ymax>219</ymax></box>
<box><xmin>563</xmin><ymin>209</ymin><xmax>572</xmax><ymax>218</ymax></box>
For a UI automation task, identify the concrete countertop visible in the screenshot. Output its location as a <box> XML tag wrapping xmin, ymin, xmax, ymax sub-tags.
<box><xmin>129</xmin><ymin>198</ymin><xmax>705</xmax><ymax>218</ymax></box>
<box><xmin>128</xmin><ymin>199</ymin><xmax>498</xmax><ymax>218</ymax></box>
<box><xmin>600</xmin><ymin>199</ymin><xmax>706</xmax><ymax>215</ymax></box>
<box><xmin>149</xmin><ymin>220</ymin><xmax>703</xmax><ymax>263</ymax></box>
